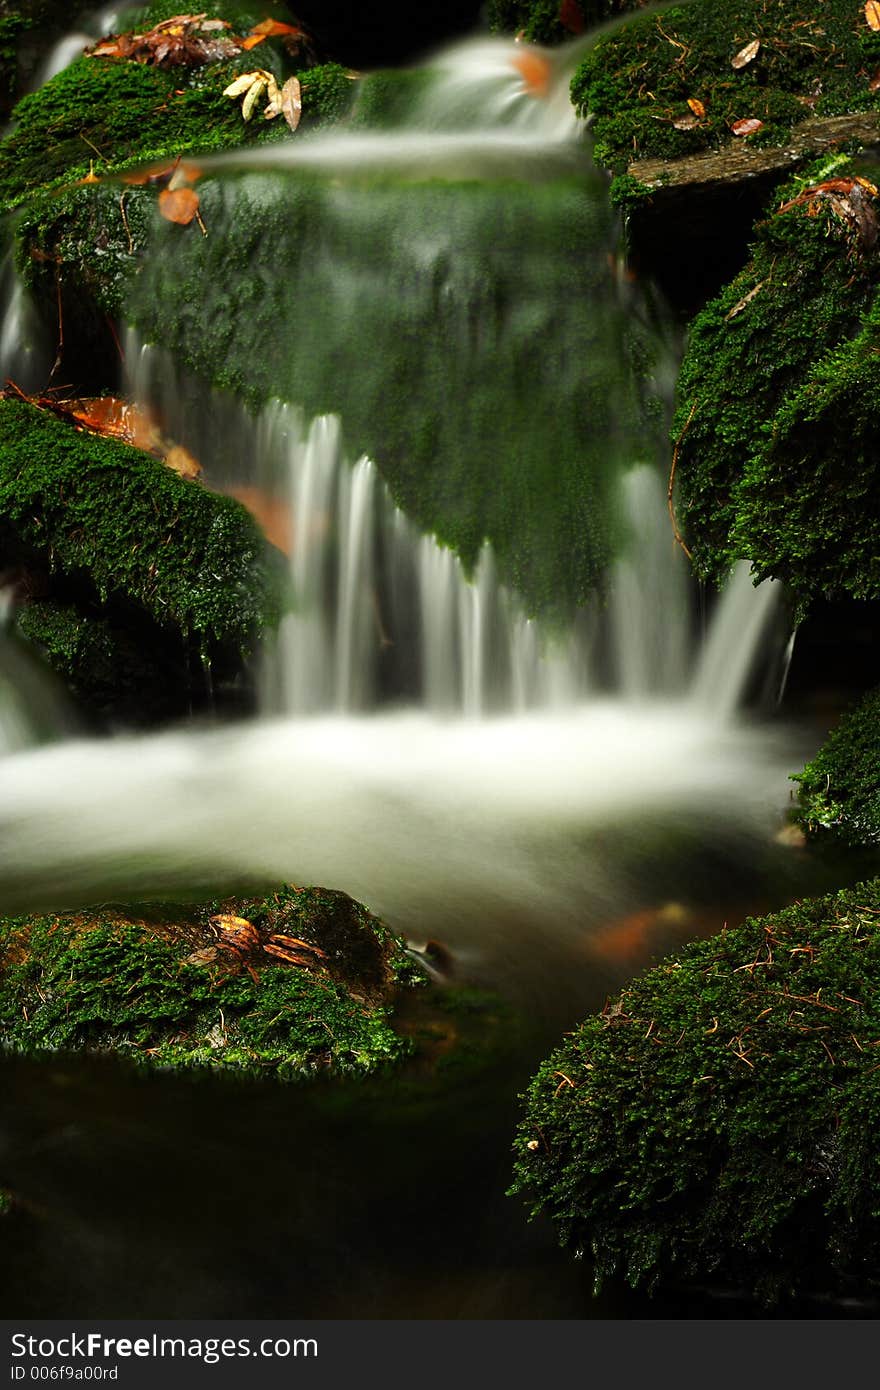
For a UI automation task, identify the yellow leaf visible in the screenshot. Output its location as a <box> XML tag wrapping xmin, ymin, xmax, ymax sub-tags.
<box><xmin>687</xmin><ymin>97</ymin><xmax>706</xmax><ymax>118</ymax></box>
<box><xmin>867</xmin><ymin>0</ymin><xmax>880</xmax><ymax>31</ymax></box>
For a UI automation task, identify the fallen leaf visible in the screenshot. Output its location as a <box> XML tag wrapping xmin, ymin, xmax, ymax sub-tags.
<box><xmin>511</xmin><ymin>50</ymin><xmax>551</xmax><ymax>98</ymax></box>
<box><xmin>866</xmin><ymin>0</ymin><xmax>880</xmax><ymax>32</ymax></box>
<box><xmin>672</xmin><ymin>114</ymin><xmax>700</xmax><ymax>130</ymax></box>
<box><xmin>164</xmin><ymin>444</ymin><xmax>202</xmax><ymax>478</ymax></box>
<box><xmin>731</xmin><ymin>117</ymin><xmax>764</xmax><ymax>136</ymax></box>
<box><xmin>687</xmin><ymin>97</ymin><xmax>706</xmax><ymax>117</ymax></box>
<box><xmin>158</xmin><ymin>185</ymin><xmax>201</xmax><ymax>225</ymax></box>
<box><xmin>558</xmin><ymin>0</ymin><xmax>585</xmax><ymax>35</ymax></box>
<box><xmin>248</xmin><ymin>18</ymin><xmax>304</xmax><ymax>38</ymax></box>
<box><xmin>870</xmin><ymin>67</ymin><xmax>880</xmax><ymax>92</ymax></box>
<box><xmin>241</xmin><ymin>33</ymin><xmax>267</xmax><ymax>49</ymax></box>
<box><xmin>731</xmin><ymin>38</ymin><xmax>760</xmax><ymax>69</ymax></box>
<box><xmin>280</xmin><ymin>75</ymin><xmax>302</xmax><ymax>130</ymax></box>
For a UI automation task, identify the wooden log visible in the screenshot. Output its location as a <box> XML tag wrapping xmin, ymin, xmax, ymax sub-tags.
<box><xmin>628</xmin><ymin>112</ymin><xmax>880</xmax><ymax>197</ymax></box>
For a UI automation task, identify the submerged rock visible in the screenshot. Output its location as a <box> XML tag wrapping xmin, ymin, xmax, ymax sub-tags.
<box><xmin>0</xmin><ymin>885</ymin><xmax>427</xmax><ymax>1080</ymax></box>
<box><xmin>511</xmin><ymin>880</ymin><xmax>880</xmax><ymax>1304</ymax></box>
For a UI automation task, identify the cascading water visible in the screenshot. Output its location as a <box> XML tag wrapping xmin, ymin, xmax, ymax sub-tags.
<box><xmin>1</xmin><ymin>33</ymin><xmax>798</xmax><ymax>958</ymax></box>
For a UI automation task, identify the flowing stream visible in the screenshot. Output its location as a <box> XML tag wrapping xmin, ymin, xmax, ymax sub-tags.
<box><xmin>0</xmin><ymin>29</ymin><xmax>863</xmax><ymax>1318</ymax></box>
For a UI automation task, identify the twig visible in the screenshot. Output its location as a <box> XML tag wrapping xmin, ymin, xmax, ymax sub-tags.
<box><xmin>80</xmin><ymin>132</ymin><xmax>105</xmax><ymax>161</ymax></box>
<box><xmin>119</xmin><ymin>193</ymin><xmax>134</xmax><ymax>255</ymax></box>
<box><xmin>48</xmin><ymin>268</ymin><xmax>64</xmax><ymax>383</ymax></box>
<box><xmin>668</xmin><ymin>399</ymin><xmax>696</xmax><ymax>560</ymax></box>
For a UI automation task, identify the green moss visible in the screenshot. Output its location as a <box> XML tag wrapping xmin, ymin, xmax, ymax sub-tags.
<box><xmin>512</xmin><ymin>880</ymin><xmax>880</xmax><ymax>1303</ymax></box>
<box><xmin>672</xmin><ymin>159</ymin><xmax>880</xmax><ymax>604</ymax></box>
<box><xmin>0</xmin><ymin>885</ymin><xmax>423</xmax><ymax>1079</ymax></box>
<box><xmin>0</xmin><ymin>397</ymin><xmax>282</xmax><ymax>654</ymax></box>
<box><xmin>0</xmin><ymin>0</ymin><xmax>349</xmax><ymax>214</ymax></box>
<box><xmin>487</xmin><ymin>0</ymin><xmax>647</xmax><ymax>46</ymax></box>
<box><xmin>794</xmin><ymin>689</ymin><xmax>880</xmax><ymax>848</ymax></box>
<box><xmin>131</xmin><ymin>169</ymin><xmax>664</xmax><ymax>619</ymax></box>
<box><xmin>573</xmin><ymin>0</ymin><xmax>880</xmax><ymax>173</ymax></box>
<box><xmin>351</xmin><ymin>68</ymin><xmax>433</xmax><ymax>129</ymax></box>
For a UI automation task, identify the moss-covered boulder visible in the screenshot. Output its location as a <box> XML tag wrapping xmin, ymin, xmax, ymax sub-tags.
<box><xmin>574</xmin><ymin>0</ymin><xmax>880</xmax><ymax>178</ymax></box>
<box><xmin>0</xmin><ymin>396</ymin><xmax>283</xmax><ymax>720</ymax></box>
<box><xmin>0</xmin><ymin>2</ymin><xmax>353</xmax><ymax>213</ymax></box>
<box><xmin>671</xmin><ymin>158</ymin><xmax>880</xmax><ymax>605</ymax></box>
<box><xmin>794</xmin><ymin>689</ymin><xmax>880</xmax><ymax>848</ymax></box>
<box><xmin>512</xmin><ymin>880</ymin><xmax>880</xmax><ymax>1304</ymax></box>
<box><xmin>487</xmin><ymin>0</ymin><xmax>647</xmax><ymax>47</ymax></box>
<box><xmin>0</xmin><ymin>885</ymin><xmax>426</xmax><ymax>1079</ymax></box>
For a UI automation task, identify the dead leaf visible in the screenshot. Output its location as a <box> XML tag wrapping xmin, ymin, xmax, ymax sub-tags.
<box><xmin>558</xmin><ymin>0</ymin><xmax>585</xmax><ymax>35</ymax></box>
<box><xmin>86</xmin><ymin>12</ymin><xmax>242</xmax><ymax>68</ymax></box>
<box><xmin>731</xmin><ymin>38</ymin><xmax>760</xmax><ymax>69</ymax></box>
<box><xmin>267</xmin><ymin>934</ymin><xmax>327</xmax><ymax>958</ymax></box>
<box><xmin>687</xmin><ymin>97</ymin><xmax>706</xmax><ymax>117</ymax></box>
<box><xmin>280</xmin><ymin>75</ymin><xmax>302</xmax><ymax>131</ymax></box>
<box><xmin>866</xmin><ymin>1</ymin><xmax>880</xmax><ymax>32</ymax></box>
<box><xmin>248</xmin><ymin>18</ymin><xmax>304</xmax><ymax>39</ymax></box>
<box><xmin>724</xmin><ymin>278</ymin><xmax>766</xmax><ymax>320</ymax></box>
<box><xmin>730</xmin><ymin>117</ymin><xmax>764</xmax><ymax>136</ymax></box>
<box><xmin>672</xmin><ymin>114</ymin><xmax>700</xmax><ymax>130</ymax></box>
<box><xmin>870</xmin><ymin>67</ymin><xmax>880</xmax><ymax>92</ymax></box>
<box><xmin>511</xmin><ymin>51</ymin><xmax>551</xmax><ymax>98</ymax></box>
<box><xmin>164</xmin><ymin>444</ymin><xmax>202</xmax><ymax>478</ymax></box>
<box><xmin>158</xmin><ymin>185</ymin><xmax>200</xmax><ymax>225</ymax></box>
<box><xmin>241</xmin><ymin>33</ymin><xmax>267</xmax><ymax>50</ymax></box>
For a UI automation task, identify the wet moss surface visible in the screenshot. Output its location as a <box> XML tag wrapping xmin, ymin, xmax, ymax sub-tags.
<box><xmin>131</xmin><ymin>170</ymin><xmax>665</xmax><ymax>619</ymax></box>
<box><xmin>0</xmin><ymin>396</ymin><xmax>282</xmax><ymax>656</ymax></box>
<box><xmin>794</xmin><ymin>688</ymin><xmax>880</xmax><ymax>848</ymax></box>
<box><xmin>671</xmin><ymin>157</ymin><xmax>880</xmax><ymax>606</ymax></box>
<box><xmin>0</xmin><ymin>886</ymin><xmax>425</xmax><ymax>1080</ymax></box>
<box><xmin>511</xmin><ymin>879</ymin><xmax>880</xmax><ymax>1304</ymax></box>
<box><xmin>574</xmin><ymin>0</ymin><xmax>880</xmax><ymax>175</ymax></box>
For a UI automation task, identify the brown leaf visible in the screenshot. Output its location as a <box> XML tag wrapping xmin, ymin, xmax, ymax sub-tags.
<box><xmin>731</xmin><ymin>38</ymin><xmax>760</xmax><ymax>69</ymax></box>
<box><xmin>870</xmin><ymin>67</ymin><xmax>880</xmax><ymax>92</ymax></box>
<box><xmin>866</xmin><ymin>1</ymin><xmax>880</xmax><ymax>32</ymax></box>
<box><xmin>687</xmin><ymin>97</ymin><xmax>706</xmax><ymax>118</ymax></box>
<box><xmin>672</xmin><ymin>114</ymin><xmax>700</xmax><ymax>130</ymax></box>
<box><xmin>281</xmin><ymin>75</ymin><xmax>302</xmax><ymax>131</ymax></box>
<box><xmin>164</xmin><ymin>444</ymin><xmax>202</xmax><ymax>479</ymax></box>
<box><xmin>262</xmin><ymin>942</ymin><xmax>314</xmax><ymax>966</ymax></box>
<box><xmin>158</xmin><ymin>185</ymin><xmax>200</xmax><ymax>225</ymax></box>
<box><xmin>730</xmin><ymin>117</ymin><xmax>764</xmax><ymax>136</ymax></box>
<box><xmin>267</xmin><ymin>934</ymin><xmax>328</xmax><ymax>958</ymax></box>
<box><xmin>248</xmin><ymin>18</ymin><xmax>304</xmax><ymax>38</ymax></box>
<box><xmin>558</xmin><ymin>0</ymin><xmax>585</xmax><ymax>35</ymax></box>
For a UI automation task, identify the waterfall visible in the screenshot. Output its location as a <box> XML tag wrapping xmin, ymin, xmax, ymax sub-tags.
<box><xmin>691</xmin><ymin>562</ymin><xmax>782</xmax><ymax>721</ymax></box>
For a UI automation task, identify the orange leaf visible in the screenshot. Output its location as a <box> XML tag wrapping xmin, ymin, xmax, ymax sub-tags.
<box><xmin>866</xmin><ymin>1</ymin><xmax>880</xmax><ymax>31</ymax></box>
<box><xmin>687</xmin><ymin>97</ymin><xmax>706</xmax><ymax>118</ymax></box>
<box><xmin>731</xmin><ymin>38</ymin><xmax>760</xmax><ymax>69</ymax></box>
<box><xmin>511</xmin><ymin>50</ymin><xmax>550</xmax><ymax>98</ymax></box>
<box><xmin>558</xmin><ymin>0</ymin><xmax>585</xmax><ymax>35</ymax></box>
<box><xmin>248</xmin><ymin>18</ymin><xmax>303</xmax><ymax>38</ymax></box>
<box><xmin>164</xmin><ymin>444</ymin><xmax>202</xmax><ymax>479</ymax></box>
<box><xmin>730</xmin><ymin>117</ymin><xmax>764</xmax><ymax>136</ymax></box>
<box><xmin>158</xmin><ymin>186</ymin><xmax>200</xmax><ymax>225</ymax></box>
<box><xmin>241</xmin><ymin>33</ymin><xmax>266</xmax><ymax>49</ymax></box>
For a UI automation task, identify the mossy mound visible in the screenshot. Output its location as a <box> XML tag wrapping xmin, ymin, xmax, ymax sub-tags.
<box><xmin>0</xmin><ymin>2</ymin><xmax>353</xmax><ymax>212</ymax></box>
<box><xmin>794</xmin><ymin>689</ymin><xmax>880</xmax><ymax>848</ymax></box>
<box><xmin>487</xmin><ymin>0</ymin><xmax>646</xmax><ymax>47</ymax></box>
<box><xmin>512</xmin><ymin>880</ymin><xmax>880</xmax><ymax>1304</ymax></box>
<box><xmin>671</xmin><ymin>158</ymin><xmax>880</xmax><ymax>605</ymax></box>
<box><xmin>573</xmin><ymin>0</ymin><xmax>880</xmax><ymax>176</ymax></box>
<box><xmin>131</xmin><ymin>169</ymin><xmax>664</xmax><ymax>619</ymax></box>
<box><xmin>0</xmin><ymin>397</ymin><xmax>283</xmax><ymax>715</ymax></box>
<box><xmin>0</xmin><ymin>886</ymin><xmax>424</xmax><ymax>1079</ymax></box>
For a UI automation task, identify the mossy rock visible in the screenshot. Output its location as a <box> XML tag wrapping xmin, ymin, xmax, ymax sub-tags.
<box><xmin>0</xmin><ymin>2</ymin><xmax>353</xmax><ymax>212</ymax></box>
<box><xmin>0</xmin><ymin>397</ymin><xmax>284</xmax><ymax>716</ymax></box>
<box><xmin>0</xmin><ymin>885</ymin><xmax>425</xmax><ymax>1079</ymax></box>
<box><xmin>794</xmin><ymin>688</ymin><xmax>880</xmax><ymax>848</ymax></box>
<box><xmin>487</xmin><ymin>0</ymin><xmax>647</xmax><ymax>47</ymax></box>
<box><xmin>130</xmin><ymin>169</ymin><xmax>664</xmax><ymax>620</ymax></box>
<box><xmin>511</xmin><ymin>880</ymin><xmax>880</xmax><ymax>1304</ymax></box>
<box><xmin>573</xmin><ymin>0</ymin><xmax>880</xmax><ymax>175</ymax></box>
<box><xmin>672</xmin><ymin>157</ymin><xmax>880</xmax><ymax>605</ymax></box>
